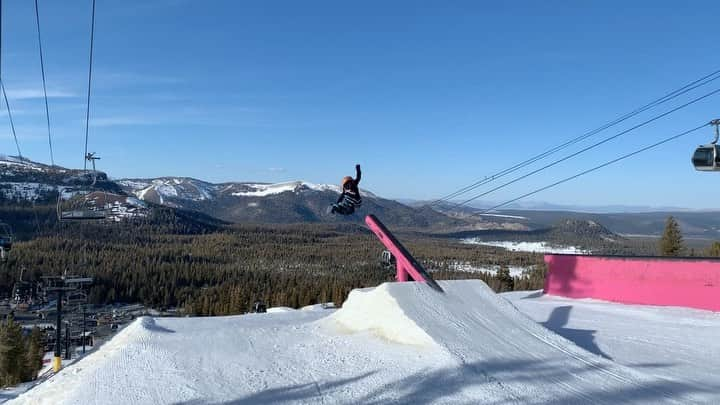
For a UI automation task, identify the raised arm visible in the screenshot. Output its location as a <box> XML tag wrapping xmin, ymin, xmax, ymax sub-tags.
<box><xmin>355</xmin><ymin>164</ymin><xmax>361</xmax><ymax>184</ymax></box>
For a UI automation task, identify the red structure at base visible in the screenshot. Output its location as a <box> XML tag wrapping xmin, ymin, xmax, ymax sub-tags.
<box><xmin>365</xmin><ymin>215</ymin><xmax>443</xmax><ymax>292</ymax></box>
<box><xmin>544</xmin><ymin>254</ymin><xmax>720</xmax><ymax>311</ymax></box>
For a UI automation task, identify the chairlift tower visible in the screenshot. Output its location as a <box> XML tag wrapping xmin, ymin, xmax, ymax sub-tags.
<box><xmin>42</xmin><ymin>273</ymin><xmax>93</xmax><ymax>372</ymax></box>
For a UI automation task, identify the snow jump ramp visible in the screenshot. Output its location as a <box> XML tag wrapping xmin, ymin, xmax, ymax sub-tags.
<box><xmin>329</xmin><ymin>280</ymin><xmax>693</xmax><ymax>404</ymax></box>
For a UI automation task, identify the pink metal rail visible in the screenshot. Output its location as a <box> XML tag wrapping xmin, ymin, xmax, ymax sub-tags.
<box><xmin>365</xmin><ymin>214</ymin><xmax>443</xmax><ymax>292</ymax></box>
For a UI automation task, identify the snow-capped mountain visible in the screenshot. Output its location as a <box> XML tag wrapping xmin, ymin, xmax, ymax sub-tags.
<box><xmin>118</xmin><ymin>178</ymin><xmax>378</xmax><ymax>205</ymax></box>
<box><xmin>0</xmin><ymin>156</ymin><xmax>466</xmax><ymax>229</ymax></box>
<box><xmin>117</xmin><ymin>176</ymin><xmax>458</xmax><ymax>228</ymax></box>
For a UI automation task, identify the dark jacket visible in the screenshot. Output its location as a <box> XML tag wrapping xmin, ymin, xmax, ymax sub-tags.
<box><xmin>337</xmin><ymin>165</ymin><xmax>362</xmax><ymax>204</ymax></box>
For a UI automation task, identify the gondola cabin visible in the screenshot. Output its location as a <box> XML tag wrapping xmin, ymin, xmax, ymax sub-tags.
<box><xmin>692</xmin><ymin>144</ymin><xmax>720</xmax><ymax>171</ymax></box>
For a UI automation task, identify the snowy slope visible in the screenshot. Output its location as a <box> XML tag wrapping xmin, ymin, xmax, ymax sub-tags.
<box><xmin>116</xmin><ymin>178</ymin><xmax>216</xmax><ymax>206</ymax></box>
<box><xmin>0</xmin><ymin>155</ymin><xmax>52</xmax><ymax>173</ymax></box>
<box><xmin>0</xmin><ymin>155</ymin><xmax>123</xmax><ymax>204</ymax></box>
<box><xmin>503</xmin><ymin>290</ymin><xmax>720</xmax><ymax>403</ymax></box>
<box><xmin>1</xmin><ymin>156</ymin><xmax>59</xmax><ymax>201</ymax></box>
<box><xmin>11</xmin><ymin>280</ymin><xmax>715</xmax><ymax>404</ymax></box>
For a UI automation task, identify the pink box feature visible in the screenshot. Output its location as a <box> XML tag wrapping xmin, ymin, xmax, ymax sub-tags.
<box><xmin>544</xmin><ymin>254</ymin><xmax>720</xmax><ymax>311</ymax></box>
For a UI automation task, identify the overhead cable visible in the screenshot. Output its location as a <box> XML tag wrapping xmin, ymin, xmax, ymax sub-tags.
<box><xmin>477</xmin><ymin>123</ymin><xmax>709</xmax><ymax>214</ymax></box>
<box><xmin>34</xmin><ymin>0</ymin><xmax>54</xmax><ymax>166</ymax></box>
<box><xmin>83</xmin><ymin>0</ymin><xmax>96</xmax><ymax>170</ymax></box>
<box><xmin>430</xmin><ymin>69</ymin><xmax>720</xmax><ymax>206</ymax></box>
<box><xmin>1</xmin><ymin>81</ymin><xmax>21</xmax><ymax>158</ymax></box>
<box><xmin>456</xmin><ymin>87</ymin><xmax>720</xmax><ymax>208</ymax></box>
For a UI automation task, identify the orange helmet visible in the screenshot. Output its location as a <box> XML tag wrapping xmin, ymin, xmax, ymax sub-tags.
<box><xmin>342</xmin><ymin>176</ymin><xmax>353</xmax><ymax>186</ymax></box>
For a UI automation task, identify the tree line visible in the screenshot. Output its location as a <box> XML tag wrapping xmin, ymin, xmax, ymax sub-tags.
<box><xmin>1</xmin><ymin>204</ymin><xmax>547</xmax><ymax>316</ymax></box>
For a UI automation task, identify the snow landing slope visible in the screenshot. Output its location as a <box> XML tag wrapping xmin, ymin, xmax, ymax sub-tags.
<box><xmin>12</xmin><ymin>280</ymin><xmax>709</xmax><ymax>404</ymax></box>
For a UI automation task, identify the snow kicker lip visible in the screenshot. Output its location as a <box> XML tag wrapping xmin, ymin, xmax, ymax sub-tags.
<box><xmin>324</xmin><ymin>283</ymin><xmax>438</xmax><ymax>347</ymax></box>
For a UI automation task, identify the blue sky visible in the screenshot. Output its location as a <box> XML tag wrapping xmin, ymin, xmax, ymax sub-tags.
<box><xmin>1</xmin><ymin>0</ymin><xmax>719</xmax><ymax>209</ymax></box>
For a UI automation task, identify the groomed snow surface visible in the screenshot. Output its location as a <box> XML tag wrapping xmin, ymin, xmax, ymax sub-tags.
<box><xmin>10</xmin><ymin>280</ymin><xmax>720</xmax><ymax>404</ymax></box>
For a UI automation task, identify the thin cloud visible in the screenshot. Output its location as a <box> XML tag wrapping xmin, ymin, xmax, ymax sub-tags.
<box><xmin>97</xmin><ymin>71</ymin><xmax>184</xmax><ymax>87</ymax></box>
<box><xmin>90</xmin><ymin>116</ymin><xmax>159</xmax><ymax>127</ymax></box>
<box><xmin>6</xmin><ymin>88</ymin><xmax>78</xmax><ymax>100</ymax></box>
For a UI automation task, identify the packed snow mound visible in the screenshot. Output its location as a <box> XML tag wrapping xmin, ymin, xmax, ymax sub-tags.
<box><xmin>11</xmin><ymin>280</ymin><xmax>705</xmax><ymax>404</ymax></box>
<box><xmin>266</xmin><ymin>306</ymin><xmax>296</xmax><ymax>313</ymax></box>
<box><xmin>327</xmin><ymin>284</ymin><xmax>436</xmax><ymax>346</ymax></box>
<box><xmin>329</xmin><ymin>280</ymin><xmax>691</xmax><ymax>403</ymax></box>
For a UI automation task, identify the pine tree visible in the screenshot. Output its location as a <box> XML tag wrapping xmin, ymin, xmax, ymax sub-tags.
<box><xmin>659</xmin><ymin>216</ymin><xmax>684</xmax><ymax>257</ymax></box>
<box><xmin>24</xmin><ymin>328</ymin><xmax>44</xmax><ymax>381</ymax></box>
<box><xmin>0</xmin><ymin>317</ymin><xmax>26</xmax><ymax>387</ymax></box>
<box><xmin>706</xmin><ymin>241</ymin><xmax>720</xmax><ymax>257</ymax></box>
<box><xmin>496</xmin><ymin>266</ymin><xmax>514</xmax><ymax>292</ymax></box>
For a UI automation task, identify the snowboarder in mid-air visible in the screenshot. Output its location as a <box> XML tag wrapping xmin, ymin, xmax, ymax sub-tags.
<box><xmin>330</xmin><ymin>164</ymin><xmax>362</xmax><ymax>215</ymax></box>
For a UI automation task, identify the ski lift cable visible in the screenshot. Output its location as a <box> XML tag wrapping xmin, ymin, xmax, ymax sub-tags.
<box><xmin>429</xmin><ymin>69</ymin><xmax>720</xmax><ymax>206</ymax></box>
<box><xmin>34</xmin><ymin>0</ymin><xmax>54</xmax><ymax>166</ymax></box>
<box><xmin>432</xmin><ymin>70</ymin><xmax>720</xmax><ymax>205</ymax></box>
<box><xmin>1</xmin><ymin>80</ymin><xmax>21</xmax><ymax>158</ymax></box>
<box><xmin>0</xmin><ymin>0</ymin><xmax>21</xmax><ymax>159</ymax></box>
<box><xmin>456</xmin><ymin>86</ymin><xmax>720</xmax><ymax>208</ymax></box>
<box><xmin>83</xmin><ymin>0</ymin><xmax>96</xmax><ymax>171</ymax></box>
<box><xmin>477</xmin><ymin>122</ymin><xmax>709</xmax><ymax>215</ymax></box>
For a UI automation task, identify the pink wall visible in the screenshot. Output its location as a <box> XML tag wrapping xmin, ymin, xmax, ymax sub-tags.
<box><xmin>544</xmin><ymin>254</ymin><xmax>720</xmax><ymax>311</ymax></box>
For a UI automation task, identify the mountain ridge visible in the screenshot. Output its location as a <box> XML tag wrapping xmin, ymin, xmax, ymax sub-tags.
<box><xmin>0</xmin><ymin>156</ymin><xmax>474</xmax><ymax>230</ymax></box>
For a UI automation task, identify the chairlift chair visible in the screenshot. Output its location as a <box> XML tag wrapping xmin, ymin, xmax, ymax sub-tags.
<box><xmin>380</xmin><ymin>250</ymin><xmax>396</xmax><ymax>270</ymax></box>
<box><xmin>0</xmin><ymin>222</ymin><xmax>13</xmax><ymax>262</ymax></box>
<box><xmin>57</xmin><ymin>153</ymin><xmax>110</xmax><ymax>221</ymax></box>
<box><xmin>252</xmin><ymin>301</ymin><xmax>267</xmax><ymax>313</ymax></box>
<box><xmin>692</xmin><ymin>119</ymin><xmax>720</xmax><ymax>171</ymax></box>
<box><xmin>57</xmin><ymin>191</ymin><xmax>109</xmax><ymax>221</ymax></box>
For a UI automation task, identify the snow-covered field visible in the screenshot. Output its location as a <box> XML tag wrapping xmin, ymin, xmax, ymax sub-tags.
<box><xmin>446</xmin><ymin>262</ymin><xmax>530</xmax><ymax>277</ymax></box>
<box><xmin>463</xmin><ymin>239</ymin><xmax>590</xmax><ymax>254</ymax></box>
<box><xmin>10</xmin><ymin>279</ymin><xmax>719</xmax><ymax>404</ymax></box>
<box><xmin>477</xmin><ymin>213</ymin><xmax>528</xmax><ymax>220</ymax></box>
